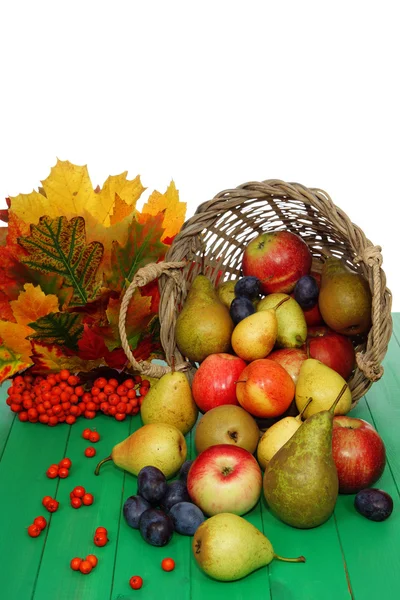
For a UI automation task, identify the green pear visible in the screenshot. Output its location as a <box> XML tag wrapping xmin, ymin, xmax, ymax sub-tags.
<box><xmin>94</xmin><ymin>423</ymin><xmax>187</xmax><ymax>479</ymax></box>
<box><xmin>257</xmin><ymin>399</ymin><xmax>312</xmax><ymax>469</ymax></box>
<box><xmin>296</xmin><ymin>358</ymin><xmax>352</xmax><ymax>418</ymax></box>
<box><xmin>257</xmin><ymin>293</ymin><xmax>307</xmax><ymax>348</ymax></box>
<box><xmin>195</xmin><ymin>405</ymin><xmax>260</xmax><ymax>454</ymax></box>
<box><xmin>176</xmin><ymin>275</ymin><xmax>234</xmax><ymax>362</ymax></box>
<box><xmin>192</xmin><ymin>513</ymin><xmax>305</xmax><ymax>581</ymax></box>
<box><xmin>140</xmin><ymin>371</ymin><xmax>198</xmax><ymax>435</ymax></box>
<box><xmin>319</xmin><ymin>257</ymin><xmax>372</xmax><ymax>335</ymax></box>
<box><xmin>263</xmin><ymin>386</ymin><xmax>347</xmax><ymax>529</ymax></box>
<box><xmin>231</xmin><ymin>310</ymin><xmax>277</xmax><ymax>361</ymax></box>
<box><xmin>217</xmin><ymin>279</ymin><xmax>236</xmax><ymax>308</ymax></box>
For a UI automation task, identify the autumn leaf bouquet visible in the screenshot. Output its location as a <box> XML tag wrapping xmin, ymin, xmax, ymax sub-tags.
<box><xmin>0</xmin><ymin>160</ymin><xmax>186</xmax><ymax>384</ymax></box>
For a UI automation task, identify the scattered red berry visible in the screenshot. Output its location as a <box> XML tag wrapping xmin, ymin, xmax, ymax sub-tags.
<box><xmin>95</xmin><ymin>526</ymin><xmax>108</xmax><ymax>535</ymax></box>
<box><xmin>82</xmin><ymin>493</ymin><xmax>94</xmax><ymax>506</ymax></box>
<box><xmin>70</xmin><ymin>557</ymin><xmax>82</xmax><ymax>571</ymax></box>
<box><xmin>46</xmin><ymin>466</ymin><xmax>59</xmax><ymax>479</ymax></box>
<box><xmin>46</xmin><ymin>499</ymin><xmax>59</xmax><ymax>513</ymax></box>
<box><xmin>71</xmin><ymin>497</ymin><xmax>82</xmax><ymax>509</ymax></box>
<box><xmin>86</xmin><ymin>554</ymin><xmax>98</xmax><ymax>568</ymax></box>
<box><xmin>27</xmin><ymin>524</ymin><xmax>41</xmax><ymax>538</ymax></box>
<box><xmin>79</xmin><ymin>560</ymin><xmax>93</xmax><ymax>574</ymax></box>
<box><xmin>85</xmin><ymin>447</ymin><xmax>96</xmax><ymax>458</ymax></box>
<box><xmin>94</xmin><ymin>533</ymin><xmax>108</xmax><ymax>547</ymax></box>
<box><xmin>33</xmin><ymin>516</ymin><xmax>47</xmax><ymax>530</ymax></box>
<box><xmin>129</xmin><ymin>576</ymin><xmax>143</xmax><ymax>590</ymax></box>
<box><xmin>58</xmin><ymin>467</ymin><xmax>69</xmax><ymax>478</ymax></box>
<box><xmin>59</xmin><ymin>457</ymin><xmax>72</xmax><ymax>469</ymax></box>
<box><xmin>42</xmin><ymin>495</ymin><xmax>52</xmax><ymax>508</ymax></box>
<box><xmin>82</xmin><ymin>428</ymin><xmax>92</xmax><ymax>439</ymax></box>
<box><xmin>88</xmin><ymin>431</ymin><xmax>100</xmax><ymax>443</ymax></box>
<box><xmin>161</xmin><ymin>558</ymin><xmax>175</xmax><ymax>572</ymax></box>
<box><xmin>72</xmin><ymin>486</ymin><xmax>86</xmax><ymax>498</ymax></box>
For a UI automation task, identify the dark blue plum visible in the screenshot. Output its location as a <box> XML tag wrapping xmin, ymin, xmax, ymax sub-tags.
<box><xmin>160</xmin><ymin>480</ymin><xmax>190</xmax><ymax>511</ymax></box>
<box><xmin>179</xmin><ymin>460</ymin><xmax>194</xmax><ymax>483</ymax></box>
<box><xmin>137</xmin><ymin>466</ymin><xmax>168</xmax><ymax>505</ymax></box>
<box><xmin>234</xmin><ymin>276</ymin><xmax>261</xmax><ymax>299</ymax></box>
<box><xmin>169</xmin><ymin>502</ymin><xmax>205</xmax><ymax>536</ymax></box>
<box><xmin>354</xmin><ymin>488</ymin><xmax>393</xmax><ymax>522</ymax></box>
<box><xmin>293</xmin><ymin>275</ymin><xmax>319</xmax><ymax>310</ymax></box>
<box><xmin>230</xmin><ymin>296</ymin><xmax>255</xmax><ymax>324</ymax></box>
<box><xmin>123</xmin><ymin>495</ymin><xmax>151</xmax><ymax>529</ymax></box>
<box><xmin>139</xmin><ymin>508</ymin><xmax>174</xmax><ymax>546</ymax></box>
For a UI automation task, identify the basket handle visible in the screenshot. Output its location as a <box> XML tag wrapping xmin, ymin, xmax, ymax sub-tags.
<box><xmin>354</xmin><ymin>245</ymin><xmax>384</xmax><ymax>381</ymax></box>
<box><xmin>119</xmin><ymin>261</ymin><xmax>187</xmax><ymax>378</ymax></box>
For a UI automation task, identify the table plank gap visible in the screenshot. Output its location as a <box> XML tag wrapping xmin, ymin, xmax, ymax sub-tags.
<box><xmin>333</xmin><ymin>514</ymin><xmax>355</xmax><ymax>600</ymax></box>
<box><xmin>0</xmin><ymin>382</ymin><xmax>14</xmax><ymax>461</ymax></box>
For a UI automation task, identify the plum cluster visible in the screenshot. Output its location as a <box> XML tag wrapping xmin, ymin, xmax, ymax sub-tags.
<box><xmin>123</xmin><ymin>462</ymin><xmax>205</xmax><ymax>547</ymax></box>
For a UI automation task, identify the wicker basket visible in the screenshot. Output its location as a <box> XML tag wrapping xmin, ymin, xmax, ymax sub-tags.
<box><xmin>119</xmin><ymin>180</ymin><xmax>392</xmax><ymax>407</ymax></box>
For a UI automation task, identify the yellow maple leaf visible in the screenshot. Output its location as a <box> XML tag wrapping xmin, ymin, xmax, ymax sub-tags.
<box><xmin>141</xmin><ymin>180</ymin><xmax>186</xmax><ymax>240</ymax></box>
<box><xmin>10</xmin><ymin>283</ymin><xmax>59</xmax><ymax>326</ymax></box>
<box><xmin>10</xmin><ymin>160</ymin><xmax>144</xmax><ymax>228</ymax></box>
<box><xmin>110</xmin><ymin>194</ymin><xmax>136</xmax><ymax>226</ymax></box>
<box><xmin>0</xmin><ymin>321</ymin><xmax>33</xmax><ymax>363</ymax></box>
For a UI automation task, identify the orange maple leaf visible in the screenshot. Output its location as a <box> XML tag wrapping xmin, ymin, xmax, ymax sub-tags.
<box><xmin>141</xmin><ymin>180</ymin><xmax>186</xmax><ymax>240</ymax></box>
<box><xmin>0</xmin><ymin>321</ymin><xmax>33</xmax><ymax>364</ymax></box>
<box><xmin>106</xmin><ymin>290</ymin><xmax>153</xmax><ymax>348</ymax></box>
<box><xmin>30</xmin><ymin>341</ymin><xmax>104</xmax><ymax>374</ymax></box>
<box><xmin>10</xmin><ymin>283</ymin><xmax>60</xmax><ymax>326</ymax></box>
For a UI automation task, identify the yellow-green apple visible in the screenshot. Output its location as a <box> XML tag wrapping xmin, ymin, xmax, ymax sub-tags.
<box><xmin>242</xmin><ymin>231</ymin><xmax>312</xmax><ymax>294</ymax></box>
<box><xmin>307</xmin><ymin>326</ymin><xmax>355</xmax><ymax>380</ymax></box>
<box><xmin>192</xmin><ymin>353</ymin><xmax>247</xmax><ymax>412</ymax></box>
<box><xmin>236</xmin><ymin>359</ymin><xmax>295</xmax><ymax>418</ymax></box>
<box><xmin>332</xmin><ymin>416</ymin><xmax>386</xmax><ymax>494</ymax></box>
<box><xmin>186</xmin><ymin>444</ymin><xmax>262</xmax><ymax>516</ymax></box>
<box><xmin>267</xmin><ymin>347</ymin><xmax>308</xmax><ymax>383</ymax></box>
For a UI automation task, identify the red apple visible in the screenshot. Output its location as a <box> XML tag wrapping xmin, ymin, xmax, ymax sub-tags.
<box><xmin>332</xmin><ymin>416</ymin><xmax>386</xmax><ymax>494</ymax></box>
<box><xmin>187</xmin><ymin>444</ymin><xmax>262</xmax><ymax>516</ymax></box>
<box><xmin>192</xmin><ymin>353</ymin><xmax>247</xmax><ymax>412</ymax></box>
<box><xmin>267</xmin><ymin>347</ymin><xmax>308</xmax><ymax>384</ymax></box>
<box><xmin>307</xmin><ymin>326</ymin><xmax>355</xmax><ymax>380</ymax></box>
<box><xmin>242</xmin><ymin>230</ymin><xmax>312</xmax><ymax>294</ymax></box>
<box><xmin>236</xmin><ymin>359</ymin><xmax>295</xmax><ymax>418</ymax></box>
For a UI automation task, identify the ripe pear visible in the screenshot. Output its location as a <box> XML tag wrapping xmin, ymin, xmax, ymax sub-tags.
<box><xmin>231</xmin><ymin>310</ymin><xmax>277</xmax><ymax>361</ymax></box>
<box><xmin>319</xmin><ymin>257</ymin><xmax>372</xmax><ymax>335</ymax></box>
<box><xmin>192</xmin><ymin>513</ymin><xmax>305</xmax><ymax>581</ymax></box>
<box><xmin>140</xmin><ymin>370</ymin><xmax>198</xmax><ymax>435</ymax></box>
<box><xmin>176</xmin><ymin>275</ymin><xmax>234</xmax><ymax>362</ymax></box>
<box><xmin>257</xmin><ymin>293</ymin><xmax>307</xmax><ymax>348</ymax></box>
<box><xmin>263</xmin><ymin>386</ymin><xmax>347</xmax><ymax>528</ymax></box>
<box><xmin>257</xmin><ymin>399</ymin><xmax>312</xmax><ymax>469</ymax></box>
<box><xmin>296</xmin><ymin>358</ymin><xmax>352</xmax><ymax>419</ymax></box>
<box><xmin>195</xmin><ymin>405</ymin><xmax>260</xmax><ymax>454</ymax></box>
<box><xmin>94</xmin><ymin>423</ymin><xmax>187</xmax><ymax>479</ymax></box>
<box><xmin>217</xmin><ymin>279</ymin><xmax>236</xmax><ymax>308</ymax></box>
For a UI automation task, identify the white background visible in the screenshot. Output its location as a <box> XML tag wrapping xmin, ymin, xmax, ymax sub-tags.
<box><xmin>1</xmin><ymin>1</ymin><xmax>398</xmax><ymax>308</ymax></box>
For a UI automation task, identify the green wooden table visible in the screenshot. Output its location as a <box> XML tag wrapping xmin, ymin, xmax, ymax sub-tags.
<box><xmin>1</xmin><ymin>315</ymin><xmax>400</xmax><ymax>600</ymax></box>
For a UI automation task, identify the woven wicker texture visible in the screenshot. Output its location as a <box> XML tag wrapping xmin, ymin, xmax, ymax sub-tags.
<box><xmin>120</xmin><ymin>180</ymin><xmax>392</xmax><ymax>405</ymax></box>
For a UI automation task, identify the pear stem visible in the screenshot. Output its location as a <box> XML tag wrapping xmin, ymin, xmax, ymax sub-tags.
<box><xmin>329</xmin><ymin>383</ymin><xmax>348</xmax><ymax>414</ymax></box>
<box><xmin>171</xmin><ymin>356</ymin><xmax>175</xmax><ymax>374</ymax></box>
<box><xmin>296</xmin><ymin>397</ymin><xmax>313</xmax><ymax>420</ymax></box>
<box><xmin>274</xmin><ymin>554</ymin><xmax>306</xmax><ymax>563</ymax></box>
<box><xmin>94</xmin><ymin>456</ymin><xmax>112</xmax><ymax>476</ymax></box>
<box><xmin>272</xmin><ymin>296</ymin><xmax>291</xmax><ymax>311</ymax></box>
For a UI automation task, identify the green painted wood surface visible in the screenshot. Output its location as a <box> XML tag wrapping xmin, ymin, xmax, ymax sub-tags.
<box><xmin>0</xmin><ymin>317</ymin><xmax>399</xmax><ymax>599</ymax></box>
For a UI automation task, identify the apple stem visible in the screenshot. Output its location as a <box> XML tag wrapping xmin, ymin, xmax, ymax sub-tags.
<box><xmin>94</xmin><ymin>456</ymin><xmax>112</xmax><ymax>476</ymax></box>
<box><xmin>274</xmin><ymin>554</ymin><xmax>306</xmax><ymax>563</ymax></box>
<box><xmin>272</xmin><ymin>296</ymin><xmax>291</xmax><ymax>311</ymax></box>
<box><xmin>329</xmin><ymin>383</ymin><xmax>348</xmax><ymax>414</ymax></box>
<box><xmin>297</xmin><ymin>397</ymin><xmax>313</xmax><ymax>420</ymax></box>
<box><xmin>234</xmin><ymin>380</ymin><xmax>246</xmax><ymax>384</ymax></box>
<box><xmin>305</xmin><ymin>339</ymin><xmax>310</xmax><ymax>358</ymax></box>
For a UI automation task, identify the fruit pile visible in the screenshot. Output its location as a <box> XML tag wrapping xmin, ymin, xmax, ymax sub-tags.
<box><xmin>6</xmin><ymin>370</ymin><xmax>150</xmax><ymax>426</ymax></box>
<box><xmin>123</xmin><ymin>463</ymin><xmax>205</xmax><ymax>547</ymax></box>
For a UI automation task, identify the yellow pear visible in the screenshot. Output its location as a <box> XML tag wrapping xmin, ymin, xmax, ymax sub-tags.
<box><xmin>94</xmin><ymin>423</ymin><xmax>187</xmax><ymax>479</ymax></box>
<box><xmin>140</xmin><ymin>371</ymin><xmax>198</xmax><ymax>435</ymax></box>
<box><xmin>257</xmin><ymin>399</ymin><xmax>312</xmax><ymax>469</ymax></box>
<box><xmin>231</xmin><ymin>310</ymin><xmax>277</xmax><ymax>361</ymax></box>
<box><xmin>257</xmin><ymin>293</ymin><xmax>307</xmax><ymax>348</ymax></box>
<box><xmin>295</xmin><ymin>358</ymin><xmax>352</xmax><ymax>418</ymax></box>
<box><xmin>217</xmin><ymin>280</ymin><xmax>236</xmax><ymax>308</ymax></box>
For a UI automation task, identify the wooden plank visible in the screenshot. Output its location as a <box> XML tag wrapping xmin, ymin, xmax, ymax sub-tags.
<box><xmin>0</xmin><ymin>382</ymin><xmax>14</xmax><ymax>459</ymax></box>
<box><xmin>32</xmin><ymin>413</ymin><xmax>131</xmax><ymax>600</ymax></box>
<box><xmin>111</xmin><ymin>415</ymin><xmax>194</xmax><ymax>600</ymax></box>
<box><xmin>333</xmin><ymin>396</ymin><xmax>400</xmax><ymax>600</ymax></box>
<box><xmin>0</xmin><ymin>412</ymin><xmax>70</xmax><ymax>599</ymax></box>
